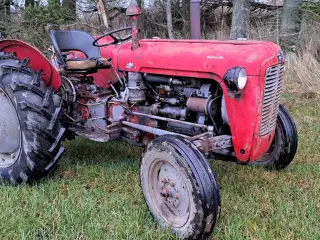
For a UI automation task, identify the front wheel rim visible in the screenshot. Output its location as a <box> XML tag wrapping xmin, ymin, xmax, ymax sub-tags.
<box><xmin>0</xmin><ymin>88</ymin><xmax>21</xmax><ymax>168</ymax></box>
<box><xmin>148</xmin><ymin>159</ymin><xmax>191</xmax><ymax>228</ymax></box>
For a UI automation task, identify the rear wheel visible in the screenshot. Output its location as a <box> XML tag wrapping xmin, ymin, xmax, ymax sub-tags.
<box><xmin>0</xmin><ymin>53</ymin><xmax>65</xmax><ymax>184</ymax></box>
<box><xmin>250</xmin><ymin>104</ymin><xmax>298</xmax><ymax>170</ymax></box>
<box><xmin>140</xmin><ymin>136</ymin><xmax>221</xmax><ymax>239</ymax></box>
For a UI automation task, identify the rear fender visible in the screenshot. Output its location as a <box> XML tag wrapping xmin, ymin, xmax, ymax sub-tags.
<box><xmin>0</xmin><ymin>40</ymin><xmax>61</xmax><ymax>90</ymax></box>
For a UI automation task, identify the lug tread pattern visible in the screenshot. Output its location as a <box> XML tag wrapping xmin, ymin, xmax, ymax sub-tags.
<box><xmin>25</xmin><ymin>117</ymin><xmax>56</xmax><ymax>142</ymax></box>
<box><xmin>0</xmin><ymin>52</ymin><xmax>65</xmax><ymax>184</ymax></box>
<box><xmin>18</xmin><ymin>100</ymin><xmax>52</xmax><ymax>120</ymax></box>
<box><xmin>46</xmin><ymin>146</ymin><xmax>64</xmax><ymax>171</ymax></box>
<box><xmin>0</xmin><ymin>52</ymin><xmax>17</xmax><ymax>60</ymax></box>
<box><xmin>11</xmin><ymin>80</ymin><xmax>45</xmax><ymax>97</ymax></box>
<box><xmin>31</xmin><ymin>71</ymin><xmax>42</xmax><ymax>86</ymax></box>
<box><xmin>42</xmin><ymin>87</ymin><xmax>54</xmax><ymax>107</ymax></box>
<box><xmin>49</xmin><ymin>128</ymin><xmax>66</xmax><ymax>153</ymax></box>
<box><xmin>19</xmin><ymin>171</ymin><xmax>29</xmax><ymax>183</ymax></box>
<box><xmin>1</xmin><ymin>64</ymin><xmax>32</xmax><ymax>75</ymax></box>
<box><xmin>48</xmin><ymin>107</ymin><xmax>61</xmax><ymax>130</ymax></box>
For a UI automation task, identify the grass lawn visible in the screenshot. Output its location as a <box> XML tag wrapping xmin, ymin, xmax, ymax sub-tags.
<box><xmin>0</xmin><ymin>93</ymin><xmax>319</xmax><ymax>240</ymax></box>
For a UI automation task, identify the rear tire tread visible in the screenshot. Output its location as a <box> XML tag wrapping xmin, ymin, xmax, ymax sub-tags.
<box><xmin>0</xmin><ymin>52</ymin><xmax>64</xmax><ymax>183</ymax></box>
<box><xmin>31</xmin><ymin>71</ymin><xmax>42</xmax><ymax>86</ymax></box>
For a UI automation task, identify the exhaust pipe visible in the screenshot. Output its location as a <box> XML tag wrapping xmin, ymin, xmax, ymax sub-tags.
<box><xmin>190</xmin><ymin>0</ymin><xmax>201</xmax><ymax>39</ymax></box>
<box><xmin>126</xmin><ymin>6</ymin><xmax>142</xmax><ymax>50</ymax></box>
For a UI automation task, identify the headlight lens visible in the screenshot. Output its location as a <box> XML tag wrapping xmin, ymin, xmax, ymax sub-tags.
<box><xmin>223</xmin><ymin>67</ymin><xmax>247</xmax><ymax>91</ymax></box>
<box><xmin>237</xmin><ymin>68</ymin><xmax>247</xmax><ymax>90</ymax></box>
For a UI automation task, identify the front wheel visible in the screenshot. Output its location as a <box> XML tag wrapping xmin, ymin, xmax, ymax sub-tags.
<box><xmin>140</xmin><ymin>136</ymin><xmax>221</xmax><ymax>239</ymax></box>
<box><xmin>249</xmin><ymin>104</ymin><xmax>298</xmax><ymax>170</ymax></box>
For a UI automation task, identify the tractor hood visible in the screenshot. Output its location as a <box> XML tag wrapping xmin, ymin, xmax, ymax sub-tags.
<box><xmin>113</xmin><ymin>39</ymin><xmax>281</xmax><ymax>80</ymax></box>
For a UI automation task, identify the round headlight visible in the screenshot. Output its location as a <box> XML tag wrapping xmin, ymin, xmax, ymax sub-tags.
<box><xmin>223</xmin><ymin>67</ymin><xmax>247</xmax><ymax>91</ymax></box>
<box><xmin>237</xmin><ymin>68</ymin><xmax>247</xmax><ymax>90</ymax></box>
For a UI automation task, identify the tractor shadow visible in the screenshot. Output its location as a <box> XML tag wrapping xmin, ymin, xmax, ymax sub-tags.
<box><xmin>61</xmin><ymin>137</ymin><xmax>143</xmax><ymax>166</ymax></box>
<box><xmin>210</xmin><ymin>158</ymin><xmax>297</xmax><ymax>200</ymax></box>
<box><xmin>61</xmin><ymin>137</ymin><xmax>292</xmax><ymax>185</ymax></box>
<box><xmin>59</xmin><ymin>137</ymin><xmax>296</xmax><ymax>200</ymax></box>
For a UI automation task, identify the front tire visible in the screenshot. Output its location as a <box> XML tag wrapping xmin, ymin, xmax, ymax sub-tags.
<box><xmin>140</xmin><ymin>136</ymin><xmax>221</xmax><ymax>239</ymax></box>
<box><xmin>249</xmin><ymin>104</ymin><xmax>298</xmax><ymax>170</ymax></box>
<box><xmin>0</xmin><ymin>53</ymin><xmax>65</xmax><ymax>184</ymax></box>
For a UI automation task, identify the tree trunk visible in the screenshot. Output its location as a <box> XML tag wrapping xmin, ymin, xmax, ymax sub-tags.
<box><xmin>230</xmin><ymin>0</ymin><xmax>251</xmax><ymax>40</ymax></box>
<box><xmin>137</xmin><ymin>0</ymin><xmax>144</xmax><ymax>9</ymax></box>
<box><xmin>0</xmin><ymin>0</ymin><xmax>10</xmax><ymax>37</ymax></box>
<box><xmin>62</xmin><ymin>0</ymin><xmax>77</xmax><ymax>22</ymax></box>
<box><xmin>0</xmin><ymin>0</ymin><xmax>10</xmax><ymax>21</ymax></box>
<box><xmin>280</xmin><ymin>0</ymin><xmax>303</xmax><ymax>50</ymax></box>
<box><xmin>97</xmin><ymin>0</ymin><xmax>109</xmax><ymax>29</ymax></box>
<box><xmin>166</xmin><ymin>0</ymin><xmax>174</xmax><ymax>39</ymax></box>
<box><xmin>25</xmin><ymin>0</ymin><xmax>35</xmax><ymax>7</ymax></box>
<box><xmin>182</xmin><ymin>0</ymin><xmax>190</xmax><ymax>38</ymax></box>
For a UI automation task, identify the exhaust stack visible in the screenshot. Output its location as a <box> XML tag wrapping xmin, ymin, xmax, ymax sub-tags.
<box><xmin>126</xmin><ymin>6</ymin><xmax>142</xmax><ymax>50</ymax></box>
<box><xmin>190</xmin><ymin>0</ymin><xmax>201</xmax><ymax>39</ymax></box>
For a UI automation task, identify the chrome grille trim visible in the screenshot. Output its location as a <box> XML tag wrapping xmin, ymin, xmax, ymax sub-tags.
<box><xmin>260</xmin><ymin>63</ymin><xmax>284</xmax><ymax>136</ymax></box>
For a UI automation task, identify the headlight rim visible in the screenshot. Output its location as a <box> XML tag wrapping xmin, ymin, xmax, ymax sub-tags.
<box><xmin>223</xmin><ymin>67</ymin><xmax>248</xmax><ymax>92</ymax></box>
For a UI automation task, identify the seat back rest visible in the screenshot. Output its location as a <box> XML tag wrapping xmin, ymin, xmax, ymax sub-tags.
<box><xmin>49</xmin><ymin>30</ymin><xmax>101</xmax><ymax>68</ymax></box>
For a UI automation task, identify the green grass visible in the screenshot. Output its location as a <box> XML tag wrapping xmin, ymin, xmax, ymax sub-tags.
<box><xmin>1</xmin><ymin>93</ymin><xmax>319</xmax><ymax>240</ymax></box>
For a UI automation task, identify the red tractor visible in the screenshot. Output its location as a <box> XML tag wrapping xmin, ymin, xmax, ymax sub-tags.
<box><xmin>0</xmin><ymin>6</ymin><xmax>297</xmax><ymax>239</ymax></box>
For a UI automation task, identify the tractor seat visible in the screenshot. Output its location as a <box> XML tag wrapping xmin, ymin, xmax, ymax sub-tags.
<box><xmin>50</xmin><ymin>30</ymin><xmax>112</xmax><ymax>72</ymax></box>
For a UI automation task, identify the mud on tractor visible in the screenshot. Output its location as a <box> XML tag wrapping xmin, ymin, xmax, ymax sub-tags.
<box><xmin>0</xmin><ymin>6</ymin><xmax>298</xmax><ymax>239</ymax></box>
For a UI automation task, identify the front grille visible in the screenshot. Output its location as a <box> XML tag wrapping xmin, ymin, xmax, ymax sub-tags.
<box><xmin>260</xmin><ymin>63</ymin><xmax>285</xmax><ymax>136</ymax></box>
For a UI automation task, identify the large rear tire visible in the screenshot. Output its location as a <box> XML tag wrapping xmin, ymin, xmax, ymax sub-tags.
<box><xmin>140</xmin><ymin>136</ymin><xmax>221</xmax><ymax>239</ymax></box>
<box><xmin>249</xmin><ymin>104</ymin><xmax>298</xmax><ymax>170</ymax></box>
<box><xmin>0</xmin><ymin>53</ymin><xmax>65</xmax><ymax>184</ymax></box>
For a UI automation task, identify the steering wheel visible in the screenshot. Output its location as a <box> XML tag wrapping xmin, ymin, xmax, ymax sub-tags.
<box><xmin>93</xmin><ymin>27</ymin><xmax>132</xmax><ymax>47</ymax></box>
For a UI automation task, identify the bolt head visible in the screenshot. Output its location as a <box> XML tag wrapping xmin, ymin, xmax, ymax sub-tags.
<box><xmin>161</xmin><ymin>177</ymin><xmax>167</xmax><ymax>183</ymax></box>
<box><xmin>161</xmin><ymin>188</ymin><xmax>169</xmax><ymax>199</ymax></box>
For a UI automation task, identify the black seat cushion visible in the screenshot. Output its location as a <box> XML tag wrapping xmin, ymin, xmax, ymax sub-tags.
<box><xmin>50</xmin><ymin>30</ymin><xmax>111</xmax><ymax>70</ymax></box>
